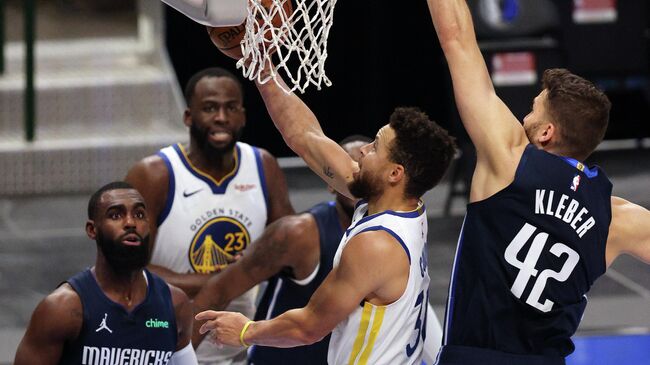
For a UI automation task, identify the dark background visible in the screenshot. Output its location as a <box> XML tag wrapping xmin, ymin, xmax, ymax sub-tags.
<box><xmin>166</xmin><ymin>0</ymin><xmax>650</xmax><ymax>157</ymax></box>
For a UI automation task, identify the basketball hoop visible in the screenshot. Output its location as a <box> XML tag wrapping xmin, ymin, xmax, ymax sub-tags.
<box><xmin>238</xmin><ymin>0</ymin><xmax>337</xmax><ymax>94</ymax></box>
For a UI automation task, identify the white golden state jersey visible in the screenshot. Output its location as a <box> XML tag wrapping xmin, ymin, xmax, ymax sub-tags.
<box><xmin>328</xmin><ymin>200</ymin><xmax>431</xmax><ymax>365</ymax></box>
<box><xmin>152</xmin><ymin>142</ymin><xmax>269</xmax><ymax>364</ymax></box>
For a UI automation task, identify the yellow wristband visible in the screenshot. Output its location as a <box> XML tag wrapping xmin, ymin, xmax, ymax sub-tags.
<box><xmin>239</xmin><ymin>320</ymin><xmax>254</xmax><ymax>348</ymax></box>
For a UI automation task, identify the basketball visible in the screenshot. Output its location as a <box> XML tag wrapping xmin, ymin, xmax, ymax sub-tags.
<box><xmin>207</xmin><ymin>0</ymin><xmax>294</xmax><ymax>60</ymax></box>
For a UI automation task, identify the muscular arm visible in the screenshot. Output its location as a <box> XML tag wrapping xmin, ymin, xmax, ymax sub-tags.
<box><xmin>426</xmin><ymin>0</ymin><xmax>528</xmax><ymax>201</ymax></box>
<box><xmin>259</xmin><ymin>148</ymin><xmax>295</xmax><ymax>223</ymax></box>
<box><xmin>14</xmin><ymin>284</ymin><xmax>82</xmax><ymax>365</ymax></box>
<box><xmin>255</xmin><ymin>75</ymin><xmax>358</xmax><ymax>199</ymax></box>
<box><xmin>606</xmin><ymin>196</ymin><xmax>650</xmax><ymax>266</ymax></box>
<box><xmin>125</xmin><ymin>156</ymin><xmax>210</xmax><ymax>298</ymax></box>
<box><xmin>191</xmin><ymin>213</ymin><xmax>318</xmax><ymax>347</ymax></box>
<box><xmin>195</xmin><ymin>231</ymin><xmax>410</xmax><ymax>348</ymax></box>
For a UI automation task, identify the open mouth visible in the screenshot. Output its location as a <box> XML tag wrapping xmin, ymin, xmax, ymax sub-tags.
<box><xmin>121</xmin><ymin>233</ymin><xmax>142</xmax><ymax>246</ymax></box>
<box><xmin>209</xmin><ymin>130</ymin><xmax>231</xmax><ymax>144</ymax></box>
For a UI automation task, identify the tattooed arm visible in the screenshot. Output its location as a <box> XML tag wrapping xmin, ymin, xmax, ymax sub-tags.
<box><xmin>14</xmin><ymin>284</ymin><xmax>83</xmax><ymax>365</ymax></box>
<box><xmin>255</xmin><ymin>72</ymin><xmax>357</xmax><ymax>199</ymax></box>
<box><xmin>191</xmin><ymin>212</ymin><xmax>321</xmax><ymax>347</ymax></box>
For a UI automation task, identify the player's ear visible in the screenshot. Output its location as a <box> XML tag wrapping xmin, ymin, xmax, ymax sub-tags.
<box><xmin>183</xmin><ymin>109</ymin><xmax>192</xmax><ymax>128</ymax></box>
<box><xmin>539</xmin><ymin>122</ymin><xmax>556</xmax><ymax>143</ymax></box>
<box><xmin>388</xmin><ymin>164</ymin><xmax>405</xmax><ymax>184</ymax></box>
<box><xmin>86</xmin><ymin>220</ymin><xmax>97</xmax><ymax>240</ymax></box>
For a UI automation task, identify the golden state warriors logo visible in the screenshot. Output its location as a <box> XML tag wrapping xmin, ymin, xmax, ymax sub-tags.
<box><xmin>189</xmin><ymin>217</ymin><xmax>250</xmax><ymax>273</ymax></box>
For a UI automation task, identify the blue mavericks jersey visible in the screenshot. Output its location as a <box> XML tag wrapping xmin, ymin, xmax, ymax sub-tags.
<box><xmin>59</xmin><ymin>269</ymin><xmax>178</xmax><ymax>365</ymax></box>
<box><xmin>250</xmin><ymin>201</ymin><xmax>344</xmax><ymax>365</ymax></box>
<box><xmin>440</xmin><ymin>145</ymin><xmax>612</xmax><ymax>363</ymax></box>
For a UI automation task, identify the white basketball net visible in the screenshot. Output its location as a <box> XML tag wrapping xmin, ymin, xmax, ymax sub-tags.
<box><xmin>237</xmin><ymin>0</ymin><xmax>337</xmax><ymax>94</ymax></box>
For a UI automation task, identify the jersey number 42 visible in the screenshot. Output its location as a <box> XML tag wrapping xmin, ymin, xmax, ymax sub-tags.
<box><xmin>504</xmin><ymin>223</ymin><xmax>580</xmax><ymax>312</ymax></box>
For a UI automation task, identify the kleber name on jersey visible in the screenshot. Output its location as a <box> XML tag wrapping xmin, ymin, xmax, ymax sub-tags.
<box><xmin>534</xmin><ymin>189</ymin><xmax>596</xmax><ymax>238</ymax></box>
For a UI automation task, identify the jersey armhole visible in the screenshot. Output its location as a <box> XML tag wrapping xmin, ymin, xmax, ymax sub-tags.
<box><xmin>61</xmin><ymin>277</ymin><xmax>87</xmax><ymax>338</ymax></box>
<box><xmin>467</xmin><ymin>144</ymin><xmax>533</xmax><ymax>208</ymax></box>
<box><xmin>253</xmin><ymin>147</ymin><xmax>270</xmax><ymax>213</ymax></box>
<box><xmin>156</xmin><ymin>151</ymin><xmax>176</xmax><ymax>227</ymax></box>
<box><xmin>354</xmin><ymin>226</ymin><xmax>411</xmax><ymax>264</ymax></box>
<box><xmin>289</xmin><ymin>262</ymin><xmax>321</xmax><ymax>286</ymax></box>
<box><xmin>514</xmin><ymin>144</ymin><xmax>534</xmax><ymax>180</ymax></box>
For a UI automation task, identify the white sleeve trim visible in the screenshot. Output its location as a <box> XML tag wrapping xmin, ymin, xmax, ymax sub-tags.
<box><xmin>289</xmin><ymin>262</ymin><xmax>320</xmax><ymax>286</ymax></box>
<box><xmin>168</xmin><ymin>342</ymin><xmax>198</xmax><ymax>365</ymax></box>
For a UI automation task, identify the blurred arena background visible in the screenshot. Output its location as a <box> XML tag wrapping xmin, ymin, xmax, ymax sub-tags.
<box><xmin>1</xmin><ymin>0</ymin><xmax>649</xmax><ymax>363</ymax></box>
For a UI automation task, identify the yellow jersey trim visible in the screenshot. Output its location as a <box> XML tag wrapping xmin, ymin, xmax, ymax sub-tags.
<box><xmin>177</xmin><ymin>143</ymin><xmax>239</xmax><ymax>186</ymax></box>
<box><xmin>357</xmin><ymin>305</ymin><xmax>385</xmax><ymax>365</ymax></box>
<box><xmin>347</xmin><ymin>302</ymin><xmax>386</xmax><ymax>365</ymax></box>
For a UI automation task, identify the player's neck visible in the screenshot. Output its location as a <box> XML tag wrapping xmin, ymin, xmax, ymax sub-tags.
<box><xmin>538</xmin><ymin>143</ymin><xmax>586</xmax><ymax>162</ymax></box>
<box><xmin>366</xmin><ymin>190</ymin><xmax>419</xmax><ymax>216</ymax></box>
<box><xmin>186</xmin><ymin>141</ymin><xmax>237</xmax><ymax>180</ymax></box>
<box><xmin>93</xmin><ymin>259</ymin><xmax>147</xmax><ymax>310</ymax></box>
<box><xmin>334</xmin><ymin>202</ymin><xmax>353</xmax><ymax>229</ymax></box>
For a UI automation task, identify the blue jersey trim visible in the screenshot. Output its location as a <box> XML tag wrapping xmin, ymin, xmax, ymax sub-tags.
<box><xmin>355</xmin><ymin>226</ymin><xmax>411</xmax><ymax>264</ymax></box>
<box><xmin>156</xmin><ymin>151</ymin><xmax>175</xmax><ymax>227</ymax></box>
<box><xmin>443</xmin><ymin>216</ymin><xmax>467</xmax><ymax>346</ymax></box>
<box><xmin>354</xmin><ymin>199</ymin><xmax>367</xmax><ymax>210</ymax></box>
<box><xmin>172</xmin><ymin>143</ymin><xmax>242</xmax><ymax>194</ymax></box>
<box><xmin>346</xmin><ymin>202</ymin><xmax>426</xmax><ymax>236</ymax></box>
<box><xmin>560</xmin><ymin>156</ymin><xmax>599</xmax><ymax>178</ymax></box>
<box><xmin>253</xmin><ymin>147</ymin><xmax>270</xmax><ymax>211</ymax></box>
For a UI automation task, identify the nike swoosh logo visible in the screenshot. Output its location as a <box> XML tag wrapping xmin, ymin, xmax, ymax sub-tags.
<box><xmin>183</xmin><ymin>188</ymin><xmax>203</xmax><ymax>198</ymax></box>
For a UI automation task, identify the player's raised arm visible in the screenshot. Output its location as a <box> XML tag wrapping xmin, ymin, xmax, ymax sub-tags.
<box><xmin>255</xmin><ymin>73</ymin><xmax>358</xmax><ymax>199</ymax></box>
<box><xmin>425</xmin><ymin>0</ymin><xmax>527</xmax><ymax>175</ymax></box>
<box><xmin>606</xmin><ymin>197</ymin><xmax>650</xmax><ymax>266</ymax></box>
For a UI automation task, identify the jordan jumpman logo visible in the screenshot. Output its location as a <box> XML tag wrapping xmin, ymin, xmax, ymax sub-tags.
<box><xmin>95</xmin><ymin>313</ymin><xmax>113</xmax><ymax>333</ymax></box>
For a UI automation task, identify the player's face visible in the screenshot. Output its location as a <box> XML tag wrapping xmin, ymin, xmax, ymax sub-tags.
<box><xmin>336</xmin><ymin>140</ymin><xmax>366</xmax><ymax>215</ymax></box>
<box><xmin>349</xmin><ymin>126</ymin><xmax>394</xmax><ymax>200</ymax></box>
<box><xmin>89</xmin><ymin>189</ymin><xmax>151</xmax><ymax>273</ymax></box>
<box><xmin>187</xmin><ymin>76</ymin><xmax>246</xmax><ymax>154</ymax></box>
<box><xmin>523</xmin><ymin>90</ymin><xmax>551</xmax><ymax>146</ymax></box>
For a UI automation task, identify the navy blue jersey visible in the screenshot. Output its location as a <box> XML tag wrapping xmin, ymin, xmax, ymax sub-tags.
<box><xmin>59</xmin><ymin>269</ymin><xmax>178</xmax><ymax>365</ymax></box>
<box><xmin>440</xmin><ymin>145</ymin><xmax>612</xmax><ymax>364</ymax></box>
<box><xmin>250</xmin><ymin>201</ymin><xmax>344</xmax><ymax>365</ymax></box>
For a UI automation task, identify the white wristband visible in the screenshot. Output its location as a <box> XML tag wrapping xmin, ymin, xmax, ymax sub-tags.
<box><xmin>168</xmin><ymin>342</ymin><xmax>199</xmax><ymax>365</ymax></box>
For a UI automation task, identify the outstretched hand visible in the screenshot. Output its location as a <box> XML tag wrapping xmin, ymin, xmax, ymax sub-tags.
<box><xmin>195</xmin><ymin>310</ymin><xmax>251</xmax><ymax>347</ymax></box>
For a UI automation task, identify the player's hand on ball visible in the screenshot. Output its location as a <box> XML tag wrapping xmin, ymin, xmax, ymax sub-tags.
<box><xmin>196</xmin><ymin>311</ymin><xmax>251</xmax><ymax>347</ymax></box>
